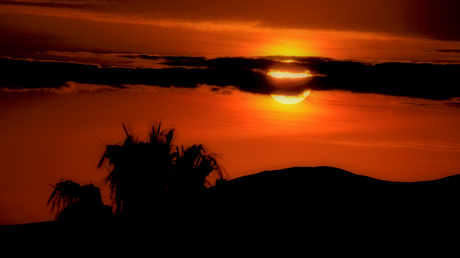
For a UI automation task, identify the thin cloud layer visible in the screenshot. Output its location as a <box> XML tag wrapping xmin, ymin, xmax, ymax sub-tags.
<box><xmin>3</xmin><ymin>0</ymin><xmax>460</xmax><ymax>41</ymax></box>
<box><xmin>1</xmin><ymin>56</ymin><xmax>460</xmax><ymax>100</ymax></box>
<box><xmin>2</xmin><ymin>1</ymin><xmax>460</xmax><ymax>61</ymax></box>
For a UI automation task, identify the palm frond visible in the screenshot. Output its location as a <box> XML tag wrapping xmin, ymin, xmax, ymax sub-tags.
<box><xmin>47</xmin><ymin>180</ymin><xmax>82</xmax><ymax>219</ymax></box>
<box><xmin>171</xmin><ymin>144</ymin><xmax>229</xmax><ymax>190</ymax></box>
<box><xmin>122</xmin><ymin>123</ymin><xmax>136</xmax><ymax>146</ymax></box>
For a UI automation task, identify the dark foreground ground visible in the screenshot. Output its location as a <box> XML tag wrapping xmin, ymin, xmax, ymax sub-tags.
<box><xmin>2</xmin><ymin>166</ymin><xmax>460</xmax><ymax>253</ymax></box>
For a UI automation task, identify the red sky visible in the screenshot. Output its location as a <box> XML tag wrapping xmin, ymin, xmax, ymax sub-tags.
<box><xmin>1</xmin><ymin>0</ymin><xmax>460</xmax><ymax>224</ymax></box>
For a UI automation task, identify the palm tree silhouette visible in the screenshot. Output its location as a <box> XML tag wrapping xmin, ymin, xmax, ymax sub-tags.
<box><xmin>97</xmin><ymin>123</ymin><xmax>228</xmax><ymax>218</ymax></box>
<box><xmin>98</xmin><ymin>123</ymin><xmax>176</xmax><ymax>217</ymax></box>
<box><xmin>48</xmin><ymin>180</ymin><xmax>113</xmax><ymax>221</ymax></box>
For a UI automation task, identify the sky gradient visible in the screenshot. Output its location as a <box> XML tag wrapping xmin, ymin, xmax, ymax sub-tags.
<box><xmin>1</xmin><ymin>0</ymin><xmax>460</xmax><ymax>225</ymax></box>
<box><xmin>2</xmin><ymin>0</ymin><xmax>460</xmax><ymax>60</ymax></box>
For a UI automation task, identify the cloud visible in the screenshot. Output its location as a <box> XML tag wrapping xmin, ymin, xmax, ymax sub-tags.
<box><xmin>436</xmin><ymin>49</ymin><xmax>460</xmax><ymax>54</ymax></box>
<box><xmin>1</xmin><ymin>81</ymin><xmax>115</xmax><ymax>93</ymax></box>
<box><xmin>3</xmin><ymin>2</ymin><xmax>460</xmax><ymax>61</ymax></box>
<box><xmin>2</xmin><ymin>56</ymin><xmax>460</xmax><ymax>100</ymax></box>
<box><xmin>0</xmin><ymin>57</ymin><xmax>101</xmax><ymax>89</ymax></box>
<box><xmin>0</xmin><ymin>0</ymin><xmax>109</xmax><ymax>8</ymax></box>
<box><xmin>0</xmin><ymin>56</ymin><xmax>274</xmax><ymax>94</ymax></box>
<box><xmin>445</xmin><ymin>102</ymin><xmax>460</xmax><ymax>109</ymax></box>
<box><xmin>302</xmin><ymin>58</ymin><xmax>460</xmax><ymax>100</ymax></box>
<box><xmin>3</xmin><ymin>0</ymin><xmax>459</xmax><ymax>41</ymax></box>
<box><xmin>299</xmin><ymin>138</ymin><xmax>460</xmax><ymax>152</ymax></box>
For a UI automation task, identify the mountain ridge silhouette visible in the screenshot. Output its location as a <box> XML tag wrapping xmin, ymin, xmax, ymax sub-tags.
<box><xmin>206</xmin><ymin>166</ymin><xmax>460</xmax><ymax>229</ymax></box>
<box><xmin>210</xmin><ymin>165</ymin><xmax>460</xmax><ymax>204</ymax></box>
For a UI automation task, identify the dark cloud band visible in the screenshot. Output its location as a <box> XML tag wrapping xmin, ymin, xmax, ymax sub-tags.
<box><xmin>1</xmin><ymin>56</ymin><xmax>459</xmax><ymax>100</ymax></box>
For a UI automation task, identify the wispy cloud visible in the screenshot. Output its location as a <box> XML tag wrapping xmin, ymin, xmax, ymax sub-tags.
<box><xmin>445</xmin><ymin>102</ymin><xmax>460</xmax><ymax>109</ymax></box>
<box><xmin>298</xmin><ymin>138</ymin><xmax>460</xmax><ymax>152</ymax></box>
<box><xmin>2</xmin><ymin>1</ymin><xmax>460</xmax><ymax>60</ymax></box>
<box><xmin>0</xmin><ymin>0</ymin><xmax>110</xmax><ymax>7</ymax></box>
<box><xmin>1</xmin><ymin>81</ymin><xmax>115</xmax><ymax>93</ymax></box>
<box><xmin>4</xmin><ymin>0</ymin><xmax>460</xmax><ymax>42</ymax></box>
<box><xmin>436</xmin><ymin>49</ymin><xmax>460</xmax><ymax>54</ymax></box>
<box><xmin>0</xmin><ymin>2</ymin><xmax>264</xmax><ymax>33</ymax></box>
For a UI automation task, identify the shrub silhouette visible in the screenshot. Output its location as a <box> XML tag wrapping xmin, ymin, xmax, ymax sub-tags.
<box><xmin>48</xmin><ymin>180</ymin><xmax>113</xmax><ymax>221</ymax></box>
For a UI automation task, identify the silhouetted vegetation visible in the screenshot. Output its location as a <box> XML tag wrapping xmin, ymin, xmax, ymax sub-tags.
<box><xmin>42</xmin><ymin>123</ymin><xmax>460</xmax><ymax>247</ymax></box>
<box><xmin>171</xmin><ymin>144</ymin><xmax>226</xmax><ymax>192</ymax></box>
<box><xmin>48</xmin><ymin>123</ymin><xmax>228</xmax><ymax>222</ymax></box>
<box><xmin>48</xmin><ymin>180</ymin><xmax>113</xmax><ymax>221</ymax></box>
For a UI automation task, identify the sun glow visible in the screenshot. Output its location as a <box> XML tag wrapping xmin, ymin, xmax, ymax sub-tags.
<box><xmin>271</xmin><ymin>90</ymin><xmax>311</xmax><ymax>104</ymax></box>
<box><xmin>280</xmin><ymin>59</ymin><xmax>298</xmax><ymax>63</ymax></box>
<box><xmin>267</xmin><ymin>69</ymin><xmax>312</xmax><ymax>79</ymax></box>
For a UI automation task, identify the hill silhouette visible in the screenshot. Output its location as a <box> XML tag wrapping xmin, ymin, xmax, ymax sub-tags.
<box><xmin>212</xmin><ymin>166</ymin><xmax>460</xmax><ymax>206</ymax></box>
<box><xmin>165</xmin><ymin>166</ymin><xmax>460</xmax><ymax>252</ymax></box>
<box><xmin>206</xmin><ymin>166</ymin><xmax>460</xmax><ymax>234</ymax></box>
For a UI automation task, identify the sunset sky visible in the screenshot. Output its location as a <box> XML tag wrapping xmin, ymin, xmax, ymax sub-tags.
<box><xmin>1</xmin><ymin>0</ymin><xmax>460</xmax><ymax>225</ymax></box>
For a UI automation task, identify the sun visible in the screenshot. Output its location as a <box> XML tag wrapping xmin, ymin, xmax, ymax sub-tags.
<box><xmin>266</xmin><ymin>66</ymin><xmax>313</xmax><ymax>104</ymax></box>
<box><xmin>271</xmin><ymin>90</ymin><xmax>311</xmax><ymax>104</ymax></box>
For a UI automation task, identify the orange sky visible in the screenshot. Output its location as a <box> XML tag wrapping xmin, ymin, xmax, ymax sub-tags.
<box><xmin>1</xmin><ymin>0</ymin><xmax>460</xmax><ymax>225</ymax></box>
<box><xmin>1</xmin><ymin>1</ymin><xmax>460</xmax><ymax>61</ymax></box>
<box><xmin>1</xmin><ymin>86</ymin><xmax>460</xmax><ymax>224</ymax></box>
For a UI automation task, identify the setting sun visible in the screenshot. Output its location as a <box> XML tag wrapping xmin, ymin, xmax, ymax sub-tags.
<box><xmin>271</xmin><ymin>90</ymin><xmax>311</xmax><ymax>104</ymax></box>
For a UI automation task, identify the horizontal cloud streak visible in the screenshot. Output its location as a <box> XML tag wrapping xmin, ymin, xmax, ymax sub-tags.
<box><xmin>0</xmin><ymin>0</ymin><xmax>109</xmax><ymax>8</ymax></box>
<box><xmin>1</xmin><ymin>55</ymin><xmax>460</xmax><ymax>100</ymax></box>
<box><xmin>4</xmin><ymin>0</ymin><xmax>460</xmax><ymax>41</ymax></box>
<box><xmin>1</xmin><ymin>81</ymin><xmax>115</xmax><ymax>94</ymax></box>
<box><xmin>299</xmin><ymin>138</ymin><xmax>460</xmax><ymax>152</ymax></box>
<box><xmin>436</xmin><ymin>49</ymin><xmax>460</xmax><ymax>54</ymax></box>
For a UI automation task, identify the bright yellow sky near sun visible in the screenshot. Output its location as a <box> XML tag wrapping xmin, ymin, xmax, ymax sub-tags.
<box><xmin>256</xmin><ymin>40</ymin><xmax>317</xmax><ymax>57</ymax></box>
